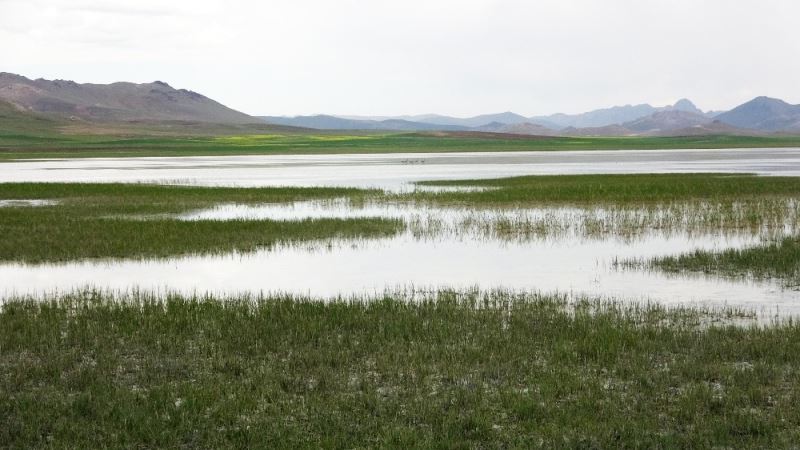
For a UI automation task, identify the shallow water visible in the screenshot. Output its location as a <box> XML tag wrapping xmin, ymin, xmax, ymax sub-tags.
<box><xmin>2</xmin><ymin>148</ymin><xmax>800</xmax><ymax>315</ymax></box>
<box><xmin>3</xmin><ymin>148</ymin><xmax>800</xmax><ymax>190</ymax></box>
<box><xmin>0</xmin><ymin>199</ymin><xmax>59</xmax><ymax>207</ymax></box>
<box><xmin>2</xmin><ymin>202</ymin><xmax>798</xmax><ymax>316</ymax></box>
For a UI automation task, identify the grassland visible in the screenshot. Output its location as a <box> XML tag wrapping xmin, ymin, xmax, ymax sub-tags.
<box><xmin>3</xmin><ymin>130</ymin><xmax>800</xmax><ymax>160</ymax></box>
<box><xmin>3</xmin><ymin>175</ymin><xmax>800</xmax><ymax>447</ymax></box>
<box><xmin>2</xmin><ymin>290</ymin><xmax>798</xmax><ymax>448</ymax></box>
<box><xmin>642</xmin><ymin>236</ymin><xmax>800</xmax><ymax>286</ymax></box>
<box><xmin>0</xmin><ymin>183</ymin><xmax>400</xmax><ymax>262</ymax></box>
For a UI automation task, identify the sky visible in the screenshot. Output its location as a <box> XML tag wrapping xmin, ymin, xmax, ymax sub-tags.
<box><xmin>1</xmin><ymin>0</ymin><xmax>799</xmax><ymax>117</ymax></box>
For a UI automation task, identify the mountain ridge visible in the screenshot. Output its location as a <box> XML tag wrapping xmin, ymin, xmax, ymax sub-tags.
<box><xmin>714</xmin><ymin>97</ymin><xmax>800</xmax><ymax>132</ymax></box>
<box><xmin>2</xmin><ymin>72</ymin><xmax>799</xmax><ymax>136</ymax></box>
<box><xmin>0</xmin><ymin>72</ymin><xmax>258</xmax><ymax>124</ymax></box>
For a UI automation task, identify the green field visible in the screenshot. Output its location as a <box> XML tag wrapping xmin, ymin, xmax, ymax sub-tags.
<box><xmin>3</xmin><ymin>128</ymin><xmax>800</xmax><ymax>160</ymax></box>
<box><xmin>2</xmin><ymin>290</ymin><xmax>798</xmax><ymax>448</ymax></box>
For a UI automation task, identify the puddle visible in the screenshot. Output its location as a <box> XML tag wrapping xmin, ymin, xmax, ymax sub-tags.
<box><xmin>0</xmin><ymin>199</ymin><xmax>58</xmax><ymax>207</ymax></box>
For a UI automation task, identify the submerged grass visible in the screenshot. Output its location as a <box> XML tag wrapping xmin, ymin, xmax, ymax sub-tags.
<box><xmin>416</xmin><ymin>200</ymin><xmax>800</xmax><ymax>241</ymax></box>
<box><xmin>1</xmin><ymin>289</ymin><xmax>799</xmax><ymax>448</ymax></box>
<box><xmin>0</xmin><ymin>183</ymin><xmax>401</xmax><ymax>262</ymax></box>
<box><xmin>3</xmin><ymin>174</ymin><xmax>800</xmax><ymax>261</ymax></box>
<box><xmin>405</xmin><ymin>174</ymin><xmax>800</xmax><ymax>239</ymax></box>
<box><xmin>642</xmin><ymin>236</ymin><xmax>800</xmax><ymax>286</ymax></box>
<box><xmin>412</xmin><ymin>173</ymin><xmax>800</xmax><ymax>205</ymax></box>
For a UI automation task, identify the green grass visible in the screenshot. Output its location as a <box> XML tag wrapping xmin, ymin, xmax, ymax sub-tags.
<box><xmin>411</xmin><ymin>173</ymin><xmax>800</xmax><ymax>205</ymax></box>
<box><xmin>2</xmin><ymin>131</ymin><xmax>800</xmax><ymax>160</ymax></box>
<box><xmin>0</xmin><ymin>183</ymin><xmax>400</xmax><ymax>262</ymax></box>
<box><xmin>3</xmin><ymin>175</ymin><xmax>800</xmax><ymax>261</ymax></box>
<box><xmin>1</xmin><ymin>290</ymin><xmax>799</xmax><ymax>448</ymax></box>
<box><xmin>645</xmin><ymin>236</ymin><xmax>800</xmax><ymax>286</ymax></box>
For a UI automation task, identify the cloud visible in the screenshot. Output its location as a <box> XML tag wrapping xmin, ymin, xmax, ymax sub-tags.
<box><xmin>63</xmin><ymin>3</ymin><xmax>181</xmax><ymax>17</ymax></box>
<box><xmin>1</xmin><ymin>0</ymin><xmax>798</xmax><ymax>116</ymax></box>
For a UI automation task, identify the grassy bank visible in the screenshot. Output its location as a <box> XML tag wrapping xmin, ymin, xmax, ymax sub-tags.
<box><xmin>1</xmin><ymin>290</ymin><xmax>799</xmax><ymax>448</ymax></box>
<box><xmin>644</xmin><ymin>236</ymin><xmax>800</xmax><ymax>286</ymax></box>
<box><xmin>0</xmin><ymin>183</ymin><xmax>400</xmax><ymax>262</ymax></box>
<box><xmin>3</xmin><ymin>132</ymin><xmax>800</xmax><ymax>160</ymax></box>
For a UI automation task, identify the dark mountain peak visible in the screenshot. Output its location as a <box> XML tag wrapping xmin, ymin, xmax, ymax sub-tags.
<box><xmin>1</xmin><ymin>72</ymin><xmax>30</xmax><ymax>82</ymax></box>
<box><xmin>152</xmin><ymin>80</ymin><xmax>174</xmax><ymax>89</ymax></box>
<box><xmin>672</xmin><ymin>98</ymin><xmax>701</xmax><ymax>113</ymax></box>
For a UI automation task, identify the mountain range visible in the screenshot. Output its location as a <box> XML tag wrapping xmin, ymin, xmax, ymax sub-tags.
<box><xmin>262</xmin><ymin>97</ymin><xmax>800</xmax><ymax>136</ymax></box>
<box><xmin>1</xmin><ymin>72</ymin><xmax>799</xmax><ymax>136</ymax></box>
<box><xmin>0</xmin><ymin>72</ymin><xmax>256</xmax><ymax>124</ymax></box>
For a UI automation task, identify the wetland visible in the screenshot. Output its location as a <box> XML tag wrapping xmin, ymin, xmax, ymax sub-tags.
<box><xmin>3</xmin><ymin>153</ymin><xmax>800</xmax><ymax>448</ymax></box>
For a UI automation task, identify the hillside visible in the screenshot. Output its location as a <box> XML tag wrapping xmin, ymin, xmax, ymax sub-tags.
<box><xmin>0</xmin><ymin>73</ymin><xmax>257</xmax><ymax>124</ymax></box>
<box><xmin>624</xmin><ymin>110</ymin><xmax>711</xmax><ymax>134</ymax></box>
<box><xmin>0</xmin><ymin>100</ymin><xmax>62</xmax><ymax>134</ymax></box>
<box><xmin>715</xmin><ymin>97</ymin><xmax>800</xmax><ymax>132</ymax></box>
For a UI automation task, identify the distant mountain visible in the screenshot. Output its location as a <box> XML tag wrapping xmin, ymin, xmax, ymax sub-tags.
<box><xmin>260</xmin><ymin>115</ymin><xmax>377</xmax><ymax>130</ymax></box>
<box><xmin>0</xmin><ymin>72</ymin><xmax>257</xmax><ymax>124</ymax></box>
<box><xmin>13</xmin><ymin>71</ymin><xmax>799</xmax><ymax>137</ymax></box>
<box><xmin>561</xmin><ymin>124</ymin><xmax>634</xmax><ymax>137</ymax></box>
<box><xmin>714</xmin><ymin>97</ymin><xmax>800</xmax><ymax>132</ymax></box>
<box><xmin>475</xmin><ymin>121</ymin><xmax>558</xmax><ymax>136</ymax></box>
<box><xmin>623</xmin><ymin>110</ymin><xmax>711</xmax><ymax>134</ymax></box>
<box><xmin>334</xmin><ymin>112</ymin><xmax>531</xmax><ymax>128</ymax></box>
<box><xmin>259</xmin><ymin>114</ymin><xmax>470</xmax><ymax>131</ymax></box>
<box><xmin>531</xmin><ymin>99</ymin><xmax>705</xmax><ymax>129</ymax></box>
<box><xmin>415</xmin><ymin>112</ymin><xmax>530</xmax><ymax>128</ymax></box>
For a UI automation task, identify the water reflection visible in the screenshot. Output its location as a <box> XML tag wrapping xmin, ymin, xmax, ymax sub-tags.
<box><xmin>1</xmin><ymin>215</ymin><xmax>796</xmax><ymax>316</ymax></box>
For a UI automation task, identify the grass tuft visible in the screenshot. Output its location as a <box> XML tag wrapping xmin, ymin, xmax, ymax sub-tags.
<box><xmin>1</xmin><ymin>289</ymin><xmax>799</xmax><ymax>448</ymax></box>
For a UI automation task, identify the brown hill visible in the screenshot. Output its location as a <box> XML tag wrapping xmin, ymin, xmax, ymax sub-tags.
<box><xmin>0</xmin><ymin>73</ymin><xmax>257</xmax><ymax>124</ymax></box>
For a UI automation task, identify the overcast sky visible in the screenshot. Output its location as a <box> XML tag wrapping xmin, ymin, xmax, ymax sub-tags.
<box><xmin>1</xmin><ymin>0</ymin><xmax>798</xmax><ymax>117</ymax></box>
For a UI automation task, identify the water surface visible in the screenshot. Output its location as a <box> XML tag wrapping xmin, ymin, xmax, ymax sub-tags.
<box><xmin>3</xmin><ymin>148</ymin><xmax>799</xmax><ymax>315</ymax></box>
<box><xmin>3</xmin><ymin>148</ymin><xmax>800</xmax><ymax>190</ymax></box>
